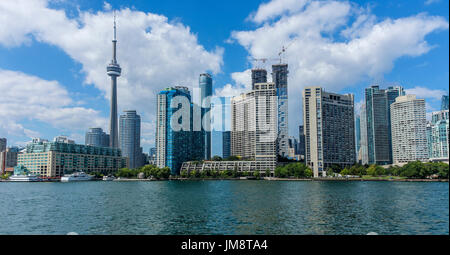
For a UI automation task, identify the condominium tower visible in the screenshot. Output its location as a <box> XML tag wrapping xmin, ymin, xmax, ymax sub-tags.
<box><xmin>199</xmin><ymin>73</ymin><xmax>212</xmax><ymax>160</ymax></box>
<box><xmin>119</xmin><ymin>110</ymin><xmax>143</xmax><ymax>169</ymax></box>
<box><xmin>272</xmin><ymin>64</ymin><xmax>289</xmax><ymax>158</ymax></box>
<box><xmin>302</xmin><ymin>87</ymin><xmax>356</xmax><ymax>177</ymax></box>
<box><xmin>231</xmin><ymin>82</ymin><xmax>277</xmax><ymax>171</ymax></box>
<box><xmin>360</xmin><ymin>85</ymin><xmax>404</xmax><ymax>165</ymax></box>
<box><xmin>428</xmin><ymin>110</ymin><xmax>449</xmax><ymax>161</ymax></box>
<box><xmin>156</xmin><ymin>86</ymin><xmax>203</xmax><ymax>175</ymax></box>
<box><xmin>85</xmin><ymin>128</ymin><xmax>110</xmax><ymax>147</ymax></box>
<box><xmin>390</xmin><ymin>95</ymin><xmax>428</xmax><ymax>164</ymax></box>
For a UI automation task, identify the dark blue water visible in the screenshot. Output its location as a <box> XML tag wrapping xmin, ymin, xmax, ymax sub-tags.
<box><xmin>0</xmin><ymin>180</ymin><xmax>448</xmax><ymax>235</ymax></box>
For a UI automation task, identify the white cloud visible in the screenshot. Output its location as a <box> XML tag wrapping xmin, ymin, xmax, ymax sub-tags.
<box><xmin>425</xmin><ymin>0</ymin><xmax>441</xmax><ymax>5</ymax></box>
<box><xmin>249</xmin><ymin>0</ymin><xmax>309</xmax><ymax>23</ymax></box>
<box><xmin>405</xmin><ymin>86</ymin><xmax>447</xmax><ymax>101</ymax></box>
<box><xmin>230</xmin><ymin>0</ymin><xmax>449</xmax><ymax>134</ymax></box>
<box><xmin>0</xmin><ymin>69</ymin><xmax>107</xmax><ymax>140</ymax></box>
<box><xmin>0</xmin><ymin>0</ymin><xmax>223</xmax><ymax>148</ymax></box>
<box><xmin>214</xmin><ymin>69</ymin><xmax>252</xmax><ymax>97</ymax></box>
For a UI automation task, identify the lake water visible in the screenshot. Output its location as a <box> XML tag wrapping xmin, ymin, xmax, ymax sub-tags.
<box><xmin>0</xmin><ymin>180</ymin><xmax>448</xmax><ymax>235</ymax></box>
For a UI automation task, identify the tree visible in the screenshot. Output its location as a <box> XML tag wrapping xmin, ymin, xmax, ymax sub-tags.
<box><xmin>253</xmin><ymin>171</ymin><xmax>260</xmax><ymax>179</ymax></box>
<box><xmin>212</xmin><ymin>155</ymin><xmax>223</xmax><ymax>161</ymax></box>
<box><xmin>305</xmin><ymin>168</ymin><xmax>313</xmax><ymax>178</ymax></box>
<box><xmin>265</xmin><ymin>169</ymin><xmax>271</xmax><ymax>177</ymax></box>
<box><xmin>180</xmin><ymin>170</ymin><xmax>188</xmax><ymax>178</ymax></box>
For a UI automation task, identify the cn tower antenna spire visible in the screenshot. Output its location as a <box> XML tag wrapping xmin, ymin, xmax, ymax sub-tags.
<box><xmin>113</xmin><ymin>10</ymin><xmax>117</xmax><ymax>41</ymax></box>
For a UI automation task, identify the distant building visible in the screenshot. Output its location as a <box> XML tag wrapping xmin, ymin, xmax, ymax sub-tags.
<box><xmin>222</xmin><ymin>131</ymin><xmax>231</xmax><ymax>159</ymax></box>
<box><xmin>199</xmin><ymin>73</ymin><xmax>212</xmax><ymax>160</ymax></box>
<box><xmin>355</xmin><ymin>114</ymin><xmax>361</xmax><ymax>162</ymax></box>
<box><xmin>0</xmin><ymin>138</ymin><xmax>6</xmax><ymax>152</ymax></box>
<box><xmin>231</xmin><ymin>82</ymin><xmax>278</xmax><ymax>172</ymax></box>
<box><xmin>360</xmin><ymin>85</ymin><xmax>404</xmax><ymax>165</ymax></box>
<box><xmin>298</xmin><ymin>125</ymin><xmax>305</xmax><ymax>159</ymax></box>
<box><xmin>390</xmin><ymin>95</ymin><xmax>428</xmax><ymax>164</ymax></box>
<box><xmin>427</xmin><ymin>110</ymin><xmax>449</xmax><ymax>161</ymax></box>
<box><xmin>1</xmin><ymin>147</ymin><xmax>19</xmax><ymax>174</ymax></box>
<box><xmin>303</xmin><ymin>87</ymin><xmax>356</xmax><ymax>177</ymax></box>
<box><xmin>148</xmin><ymin>147</ymin><xmax>156</xmax><ymax>165</ymax></box>
<box><xmin>53</xmin><ymin>136</ymin><xmax>75</xmax><ymax>144</ymax></box>
<box><xmin>17</xmin><ymin>139</ymin><xmax>127</xmax><ymax>177</ymax></box>
<box><xmin>119</xmin><ymin>110</ymin><xmax>143</xmax><ymax>169</ymax></box>
<box><xmin>441</xmin><ymin>95</ymin><xmax>449</xmax><ymax>111</ymax></box>
<box><xmin>85</xmin><ymin>128</ymin><xmax>110</xmax><ymax>147</ymax></box>
<box><xmin>156</xmin><ymin>86</ymin><xmax>203</xmax><ymax>175</ymax></box>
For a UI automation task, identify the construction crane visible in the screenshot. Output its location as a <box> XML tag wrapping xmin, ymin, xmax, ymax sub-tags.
<box><xmin>278</xmin><ymin>37</ymin><xmax>298</xmax><ymax>64</ymax></box>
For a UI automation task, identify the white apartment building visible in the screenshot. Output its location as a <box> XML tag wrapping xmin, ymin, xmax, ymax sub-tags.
<box><xmin>390</xmin><ymin>95</ymin><xmax>428</xmax><ymax>164</ymax></box>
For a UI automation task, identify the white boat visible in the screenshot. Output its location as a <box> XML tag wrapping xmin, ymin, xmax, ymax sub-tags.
<box><xmin>9</xmin><ymin>174</ymin><xmax>40</xmax><ymax>182</ymax></box>
<box><xmin>60</xmin><ymin>172</ymin><xmax>94</xmax><ymax>182</ymax></box>
<box><xmin>102</xmin><ymin>175</ymin><xmax>116</xmax><ymax>181</ymax></box>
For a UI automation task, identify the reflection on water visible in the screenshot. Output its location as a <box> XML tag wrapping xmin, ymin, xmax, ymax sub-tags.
<box><xmin>0</xmin><ymin>180</ymin><xmax>448</xmax><ymax>235</ymax></box>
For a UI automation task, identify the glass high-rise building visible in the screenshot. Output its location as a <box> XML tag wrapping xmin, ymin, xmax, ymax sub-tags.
<box><xmin>119</xmin><ymin>110</ymin><xmax>143</xmax><ymax>169</ymax></box>
<box><xmin>355</xmin><ymin>114</ymin><xmax>361</xmax><ymax>162</ymax></box>
<box><xmin>428</xmin><ymin>110</ymin><xmax>449</xmax><ymax>160</ymax></box>
<box><xmin>251</xmin><ymin>69</ymin><xmax>267</xmax><ymax>90</ymax></box>
<box><xmin>303</xmin><ymin>87</ymin><xmax>355</xmax><ymax>177</ymax></box>
<box><xmin>298</xmin><ymin>125</ymin><xmax>305</xmax><ymax>158</ymax></box>
<box><xmin>85</xmin><ymin>128</ymin><xmax>110</xmax><ymax>147</ymax></box>
<box><xmin>222</xmin><ymin>131</ymin><xmax>231</xmax><ymax>159</ymax></box>
<box><xmin>156</xmin><ymin>86</ymin><xmax>203</xmax><ymax>175</ymax></box>
<box><xmin>272</xmin><ymin>64</ymin><xmax>289</xmax><ymax>158</ymax></box>
<box><xmin>199</xmin><ymin>73</ymin><xmax>212</xmax><ymax>160</ymax></box>
<box><xmin>441</xmin><ymin>95</ymin><xmax>449</xmax><ymax>110</ymax></box>
<box><xmin>360</xmin><ymin>85</ymin><xmax>404</xmax><ymax>165</ymax></box>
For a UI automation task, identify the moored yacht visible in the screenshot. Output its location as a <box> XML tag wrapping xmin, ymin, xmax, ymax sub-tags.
<box><xmin>102</xmin><ymin>175</ymin><xmax>116</xmax><ymax>181</ymax></box>
<box><xmin>8</xmin><ymin>174</ymin><xmax>40</xmax><ymax>182</ymax></box>
<box><xmin>61</xmin><ymin>172</ymin><xmax>94</xmax><ymax>182</ymax></box>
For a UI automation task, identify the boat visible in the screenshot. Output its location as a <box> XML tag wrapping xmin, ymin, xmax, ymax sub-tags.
<box><xmin>9</xmin><ymin>174</ymin><xmax>41</xmax><ymax>182</ymax></box>
<box><xmin>102</xmin><ymin>175</ymin><xmax>116</xmax><ymax>181</ymax></box>
<box><xmin>60</xmin><ymin>172</ymin><xmax>94</xmax><ymax>182</ymax></box>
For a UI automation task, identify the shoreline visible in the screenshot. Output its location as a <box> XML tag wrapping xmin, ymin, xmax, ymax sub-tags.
<box><xmin>1</xmin><ymin>178</ymin><xmax>448</xmax><ymax>182</ymax></box>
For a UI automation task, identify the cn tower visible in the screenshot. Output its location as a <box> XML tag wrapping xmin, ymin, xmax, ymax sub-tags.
<box><xmin>106</xmin><ymin>13</ymin><xmax>121</xmax><ymax>148</ymax></box>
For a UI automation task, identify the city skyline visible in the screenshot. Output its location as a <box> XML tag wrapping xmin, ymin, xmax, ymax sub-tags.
<box><xmin>0</xmin><ymin>0</ymin><xmax>449</xmax><ymax>155</ymax></box>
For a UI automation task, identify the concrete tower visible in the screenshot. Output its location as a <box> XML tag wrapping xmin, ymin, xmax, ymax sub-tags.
<box><xmin>106</xmin><ymin>13</ymin><xmax>122</xmax><ymax>148</ymax></box>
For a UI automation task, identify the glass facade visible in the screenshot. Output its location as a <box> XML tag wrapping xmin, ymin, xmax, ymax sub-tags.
<box><xmin>85</xmin><ymin>128</ymin><xmax>110</xmax><ymax>147</ymax></box>
<box><xmin>119</xmin><ymin>110</ymin><xmax>143</xmax><ymax>169</ymax></box>
<box><xmin>156</xmin><ymin>87</ymin><xmax>203</xmax><ymax>175</ymax></box>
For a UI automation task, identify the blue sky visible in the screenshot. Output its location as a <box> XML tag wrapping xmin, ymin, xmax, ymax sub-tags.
<box><xmin>0</xmin><ymin>0</ymin><xmax>448</xmax><ymax>156</ymax></box>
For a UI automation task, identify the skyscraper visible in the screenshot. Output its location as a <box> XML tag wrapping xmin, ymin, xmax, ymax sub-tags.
<box><xmin>0</xmin><ymin>138</ymin><xmax>6</xmax><ymax>152</ymax></box>
<box><xmin>106</xmin><ymin>14</ymin><xmax>121</xmax><ymax>148</ymax></box>
<box><xmin>303</xmin><ymin>87</ymin><xmax>356</xmax><ymax>177</ymax></box>
<box><xmin>251</xmin><ymin>69</ymin><xmax>267</xmax><ymax>90</ymax></box>
<box><xmin>156</xmin><ymin>86</ymin><xmax>203</xmax><ymax>175</ymax></box>
<box><xmin>441</xmin><ymin>95</ymin><xmax>449</xmax><ymax>110</ymax></box>
<box><xmin>428</xmin><ymin>110</ymin><xmax>449</xmax><ymax>161</ymax></box>
<box><xmin>222</xmin><ymin>131</ymin><xmax>231</xmax><ymax>159</ymax></box>
<box><xmin>119</xmin><ymin>110</ymin><xmax>142</xmax><ymax>169</ymax></box>
<box><xmin>390</xmin><ymin>95</ymin><xmax>428</xmax><ymax>164</ymax></box>
<box><xmin>231</xmin><ymin>82</ymin><xmax>277</xmax><ymax>171</ymax></box>
<box><xmin>272</xmin><ymin>64</ymin><xmax>289</xmax><ymax>158</ymax></box>
<box><xmin>85</xmin><ymin>128</ymin><xmax>110</xmax><ymax>147</ymax></box>
<box><xmin>199</xmin><ymin>73</ymin><xmax>212</xmax><ymax>160</ymax></box>
<box><xmin>360</xmin><ymin>85</ymin><xmax>404</xmax><ymax>165</ymax></box>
